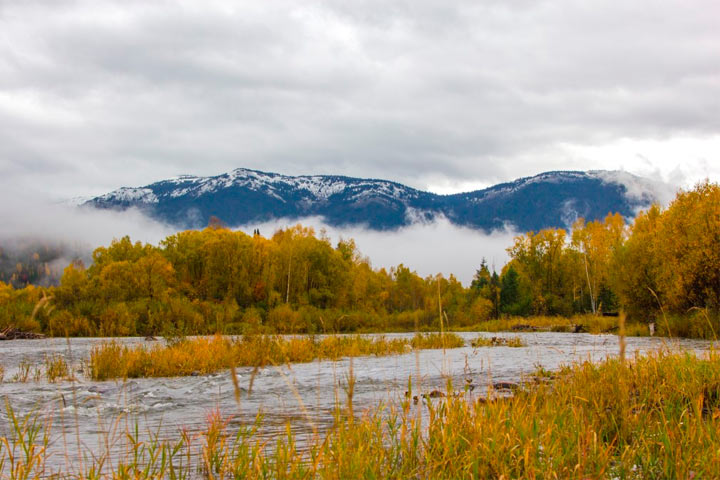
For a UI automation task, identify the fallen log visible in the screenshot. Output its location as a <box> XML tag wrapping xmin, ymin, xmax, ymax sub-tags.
<box><xmin>0</xmin><ymin>326</ymin><xmax>46</xmax><ymax>340</ymax></box>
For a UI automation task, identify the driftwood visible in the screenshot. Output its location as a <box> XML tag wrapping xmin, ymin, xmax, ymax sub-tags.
<box><xmin>0</xmin><ymin>326</ymin><xmax>46</xmax><ymax>340</ymax></box>
<box><xmin>510</xmin><ymin>324</ymin><xmax>539</xmax><ymax>332</ymax></box>
<box><xmin>493</xmin><ymin>382</ymin><xmax>520</xmax><ymax>391</ymax></box>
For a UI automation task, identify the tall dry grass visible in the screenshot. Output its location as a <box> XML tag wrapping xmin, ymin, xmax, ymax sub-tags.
<box><xmin>1</xmin><ymin>355</ymin><xmax>72</xmax><ymax>384</ymax></box>
<box><xmin>0</xmin><ymin>399</ymin><xmax>51</xmax><ymax>480</ymax></box>
<box><xmin>463</xmin><ymin>312</ymin><xmax>720</xmax><ymax>340</ymax></box>
<box><xmin>10</xmin><ymin>360</ymin><xmax>36</xmax><ymax>383</ymax></box>
<box><xmin>89</xmin><ymin>333</ymin><xmax>467</xmax><ymax>380</ymax></box>
<box><xmin>43</xmin><ymin>354</ymin><xmax>70</xmax><ymax>383</ymax></box>
<box><xmin>464</xmin><ymin>314</ymin><xmax>625</xmax><ymax>334</ymax></box>
<box><xmin>410</xmin><ymin>332</ymin><xmax>465</xmax><ymax>349</ymax></box>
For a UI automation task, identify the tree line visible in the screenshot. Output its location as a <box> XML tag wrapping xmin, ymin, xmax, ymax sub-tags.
<box><xmin>1</xmin><ymin>182</ymin><xmax>718</xmax><ymax>336</ymax></box>
<box><xmin>500</xmin><ymin>181</ymin><xmax>720</xmax><ymax>324</ymax></box>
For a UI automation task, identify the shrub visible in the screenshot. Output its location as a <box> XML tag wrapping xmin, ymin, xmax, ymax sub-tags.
<box><xmin>267</xmin><ymin>305</ymin><xmax>301</xmax><ymax>333</ymax></box>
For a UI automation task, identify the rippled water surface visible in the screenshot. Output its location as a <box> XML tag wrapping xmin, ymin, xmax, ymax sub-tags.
<box><xmin>0</xmin><ymin>332</ymin><xmax>712</xmax><ymax>473</ymax></box>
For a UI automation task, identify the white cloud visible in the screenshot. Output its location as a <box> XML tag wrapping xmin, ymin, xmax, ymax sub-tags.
<box><xmin>590</xmin><ymin>170</ymin><xmax>676</xmax><ymax>209</ymax></box>
<box><xmin>237</xmin><ymin>216</ymin><xmax>516</xmax><ymax>285</ymax></box>
<box><xmin>0</xmin><ymin>187</ymin><xmax>173</xmax><ymax>249</ymax></box>
<box><xmin>562</xmin><ymin>136</ymin><xmax>720</xmax><ymax>196</ymax></box>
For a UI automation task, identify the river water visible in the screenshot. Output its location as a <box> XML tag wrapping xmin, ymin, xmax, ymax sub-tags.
<box><xmin>0</xmin><ymin>332</ymin><xmax>712</xmax><ymax>474</ymax></box>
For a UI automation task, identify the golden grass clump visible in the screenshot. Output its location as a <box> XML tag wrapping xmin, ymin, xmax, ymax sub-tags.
<box><xmin>466</xmin><ymin>314</ymin><xmax>627</xmax><ymax>334</ymax></box>
<box><xmin>89</xmin><ymin>333</ymin><xmax>465</xmax><ymax>380</ymax></box>
<box><xmin>504</xmin><ymin>336</ymin><xmax>525</xmax><ymax>347</ymax></box>
<box><xmin>43</xmin><ymin>354</ymin><xmax>70</xmax><ymax>383</ymax></box>
<box><xmin>410</xmin><ymin>332</ymin><xmax>465</xmax><ymax>349</ymax></box>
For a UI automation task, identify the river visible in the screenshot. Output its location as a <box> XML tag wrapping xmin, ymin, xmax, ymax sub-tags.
<box><xmin>0</xmin><ymin>332</ymin><xmax>712</xmax><ymax>475</ymax></box>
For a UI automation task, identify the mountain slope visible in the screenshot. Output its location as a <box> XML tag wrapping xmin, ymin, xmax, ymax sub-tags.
<box><xmin>85</xmin><ymin>168</ymin><xmax>660</xmax><ymax>232</ymax></box>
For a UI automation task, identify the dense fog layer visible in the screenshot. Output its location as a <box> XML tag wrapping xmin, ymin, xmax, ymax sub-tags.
<box><xmin>238</xmin><ymin>216</ymin><xmax>515</xmax><ymax>284</ymax></box>
<box><xmin>0</xmin><ymin>189</ymin><xmax>174</xmax><ymax>284</ymax></box>
<box><xmin>1</xmin><ymin>190</ymin><xmax>514</xmax><ymax>285</ymax></box>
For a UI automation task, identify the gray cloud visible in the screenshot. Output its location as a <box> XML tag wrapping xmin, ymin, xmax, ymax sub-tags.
<box><xmin>1</xmin><ymin>0</ymin><xmax>719</xmax><ymax>201</ymax></box>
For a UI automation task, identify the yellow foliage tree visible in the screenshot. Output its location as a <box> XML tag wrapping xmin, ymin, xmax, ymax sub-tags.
<box><xmin>655</xmin><ymin>182</ymin><xmax>720</xmax><ymax>312</ymax></box>
<box><xmin>571</xmin><ymin>213</ymin><xmax>626</xmax><ymax>314</ymax></box>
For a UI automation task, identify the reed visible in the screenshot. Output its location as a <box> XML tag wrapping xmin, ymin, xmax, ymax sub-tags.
<box><xmin>465</xmin><ymin>312</ymin><xmax>720</xmax><ymax>340</ymax></box>
<box><xmin>465</xmin><ymin>314</ymin><xmax>623</xmax><ymax>334</ymax></box>
<box><xmin>4</xmin><ymin>349</ymin><xmax>720</xmax><ymax>478</ymax></box>
<box><xmin>0</xmin><ymin>400</ymin><xmax>51</xmax><ymax>480</ymax></box>
<box><xmin>11</xmin><ymin>360</ymin><xmax>34</xmax><ymax>383</ymax></box>
<box><xmin>654</xmin><ymin>311</ymin><xmax>720</xmax><ymax>340</ymax></box>
<box><xmin>504</xmin><ymin>336</ymin><xmax>525</xmax><ymax>347</ymax></box>
<box><xmin>88</xmin><ymin>333</ymin><xmax>465</xmax><ymax>380</ymax></box>
<box><xmin>410</xmin><ymin>332</ymin><xmax>465</xmax><ymax>349</ymax></box>
<box><xmin>43</xmin><ymin>354</ymin><xmax>70</xmax><ymax>383</ymax></box>
<box><xmin>4</xmin><ymin>357</ymin><xmax>73</xmax><ymax>384</ymax></box>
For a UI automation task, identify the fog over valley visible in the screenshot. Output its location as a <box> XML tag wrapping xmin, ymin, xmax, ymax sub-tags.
<box><xmin>0</xmin><ymin>186</ymin><xmax>515</xmax><ymax>286</ymax></box>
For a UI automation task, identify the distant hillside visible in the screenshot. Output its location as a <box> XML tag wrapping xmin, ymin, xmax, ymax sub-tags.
<box><xmin>85</xmin><ymin>169</ymin><xmax>660</xmax><ymax>232</ymax></box>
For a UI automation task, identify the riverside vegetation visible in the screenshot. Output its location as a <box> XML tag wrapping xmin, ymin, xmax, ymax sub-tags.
<box><xmin>2</xmin><ymin>349</ymin><xmax>720</xmax><ymax>478</ymax></box>
<box><xmin>87</xmin><ymin>332</ymin><xmax>466</xmax><ymax>381</ymax></box>
<box><xmin>1</xmin><ymin>181</ymin><xmax>719</xmax><ymax>339</ymax></box>
<box><xmin>0</xmin><ymin>332</ymin><xmax>468</xmax><ymax>382</ymax></box>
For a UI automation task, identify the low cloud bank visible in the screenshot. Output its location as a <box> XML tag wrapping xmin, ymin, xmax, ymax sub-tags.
<box><xmin>238</xmin><ymin>216</ymin><xmax>516</xmax><ymax>285</ymax></box>
<box><xmin>593</xmin><ymin>170</ymin><xmax>676</xmax><ymax>209</ymax></box>
<box><xmin>0</xmin><ymin>188</ymin><xmax>174</xmax><ymax>284</ymax></box>
<box><xmin>0</xmin><ymin>191</ymin><xmax>173</xmax><ymax>248</ymax></box>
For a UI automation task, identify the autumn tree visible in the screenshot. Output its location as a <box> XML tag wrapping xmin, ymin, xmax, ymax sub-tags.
<box><xmin>506</xmin><ymin>229</ymin><xmax>575</xmax><ymax>315</ymax></box>
<box><xmin>655</xmin><ymin>182</ymin><xmax>720</xmax><ymax>312</ymax></box>
<box><xmin>469</xmin><ymin>259</ymin><xmax>500</xmax><ymax>321</ymax></box>
<box><xmin>570</xmin><ymin>213</ymin><xmax>626</xmax><ymax>314</ymax></box>
<box><xmin>613</xmin><ymin>205</ymin><xmax>662</xmax><ymax>319</ymax></box>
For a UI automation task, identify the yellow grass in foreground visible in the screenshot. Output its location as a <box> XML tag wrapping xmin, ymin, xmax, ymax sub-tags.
<box><xmin>4</xmin><ymin>349</ymin><xmax>720</xmax><ymax>478</ymax></box>
<box><xmin>89</xmin><ymin>333</ymin><xmax>466</xmax><ymax>380</ymax></box>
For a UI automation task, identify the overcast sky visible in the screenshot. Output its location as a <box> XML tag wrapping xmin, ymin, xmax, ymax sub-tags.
<box><xmin>1</xmin><ymin>0</ymin><xmax>719</xmax><ymax>200</ymax></box>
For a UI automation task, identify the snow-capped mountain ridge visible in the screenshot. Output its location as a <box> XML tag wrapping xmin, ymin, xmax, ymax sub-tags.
<box><xmin>85</xmin><ymin>168</ymin><xmax>663</xmax><ymax>232</ymax></box>
<box><xmin>95</xmin><ymin>187</ymin><xmax>159</xmax><ymax>204</ymax></box>
<box><xmin>136</xmin><ymin>168</ymin><xmax>423</xmax><ymax>204</ymax></box>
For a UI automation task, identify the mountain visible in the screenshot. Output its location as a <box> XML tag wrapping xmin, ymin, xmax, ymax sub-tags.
<box><xmin>84</xmin><ymin>168</ymin><xmax>661</xmax><ymax>232</ymax></box>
